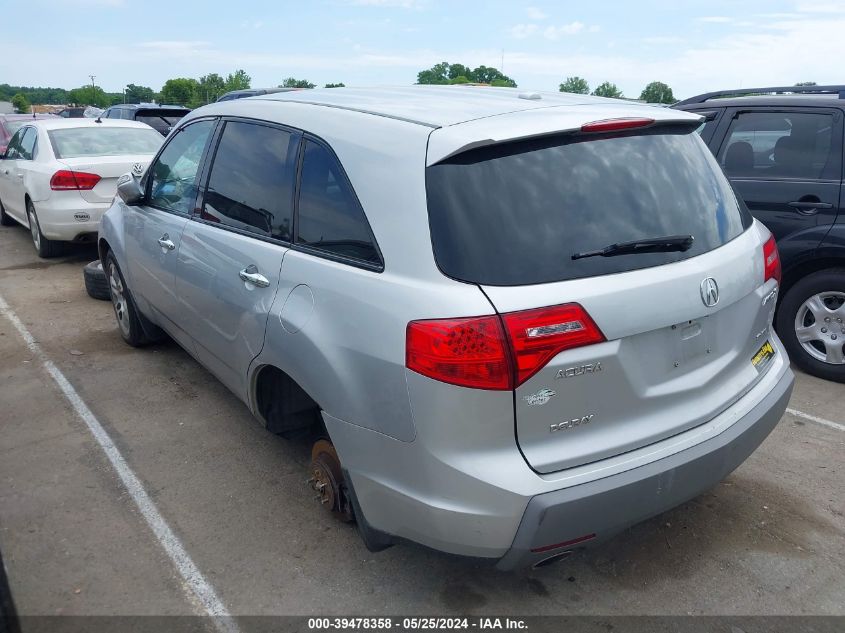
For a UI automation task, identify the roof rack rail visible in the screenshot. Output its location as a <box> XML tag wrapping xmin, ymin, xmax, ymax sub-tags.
<box><xmin>676</xmin><ymin>85</ymin><xmax>845</xmax><ymax>106</ymax></box>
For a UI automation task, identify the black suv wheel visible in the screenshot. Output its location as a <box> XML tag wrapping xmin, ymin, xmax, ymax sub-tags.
<box><xmin>777</xmin><ymin>269</ymin><xmax>845</xmax><ymax>383</ymax></box>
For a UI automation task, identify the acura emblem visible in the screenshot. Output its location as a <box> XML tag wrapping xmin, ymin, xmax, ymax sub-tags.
<box><xmin>700</xmin><ymin>277</ymin><xmax>719</xmax><ymax>307</ymax></box>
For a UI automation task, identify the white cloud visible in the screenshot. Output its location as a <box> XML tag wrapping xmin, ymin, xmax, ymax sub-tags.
<box><xmin>697</xmin><ymin>16</ymin><xmax>733</xmax><ymax>23</ymax></box>
<box><xmin>526</xmin><ymin>7</ymin><xmax>548</xmax><ymax>20</ymax></box>
<box><xmin>509</xmin><ymin>23</ymin><xmax>539</xmax><ymax>39</ymax></box>
<box><xmin>795</xmin><ymin>2</ymin><xmax>845</xmax><ymax>13</ymax></box>
<box><xmin>543</xmin><ymin>21</ymin><xmax>585</xmax><ymax>39</ymax></box>
<box><xmin>347</xmin><ymin>0</ymin><xmax>423</xmax><ymax>7</ymax></box>
<box><xmin>137</xmin><ymin>40</ymin><xmax>211</xmax><ymax>52</ymax></box>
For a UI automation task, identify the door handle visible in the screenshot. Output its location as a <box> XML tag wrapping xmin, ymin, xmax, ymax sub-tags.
<box><xmin>239</xmin><ymin>264</ymin><xmax>270</xmax><ymax>288</ymax></box>
<box><xmin>157</xmin><ymin>234</ymin><xmax>176</xmax><ymax>250</ymax></box>
<box><xmin>788</xmin><ymin>200</ymin><xmax>833</xmax><ymax>215</ymax></box>
<box><xmin>15</xmin><ymin>174</ymin><xmax>23</xmax><ymax>180</ymax></box>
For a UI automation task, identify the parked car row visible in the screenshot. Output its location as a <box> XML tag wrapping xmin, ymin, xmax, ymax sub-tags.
<box><xmin>1</xmin><ymin>85</ymin><xmax>838</xmax><ymax>570</ymax></box>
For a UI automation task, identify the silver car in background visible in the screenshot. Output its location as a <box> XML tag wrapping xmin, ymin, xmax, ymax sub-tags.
<box><xmin>98</xmin><ymin>86</ymin><xmax>794</xmax><ymax>569</ymax></box>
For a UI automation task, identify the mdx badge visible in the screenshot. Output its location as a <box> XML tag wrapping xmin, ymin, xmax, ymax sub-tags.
<box><xmin>555</xmin><ymin>362</ymin><xmax>602</xmax><ymax>379</ymax></box>
<box><xmin>523</xmin><ymin>388</ymin><xmax>555</xmax><ymax>406</ymax></box>
<box><xmin>700</xmin><ymin>277</ymin><xmax>719</xmax><ymax>307</ymax></box>
<box><xmin>551</xmin><ymin>414</ymin><xmax>595</xmax><ymax>433</ymax></box>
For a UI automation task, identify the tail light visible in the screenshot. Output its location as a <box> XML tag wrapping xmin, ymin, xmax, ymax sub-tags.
<box><xmin>406</xmin><ymin>303</ymin><xmax>605</xmax><ymax>390</ymax></box>
<box><xmin>763</xmin><ymin>235</ymin><xmax>781</xmax><ymax>285</ymax></box>
<box><xmin>501</xmin><ymin>304</ymin><xmax>606</xmax><ymax>386</ymax></box>
<box><xmin>50</xmin><ymin>170</ymin><xmax>101</xmax><ymax>191</ymax></box>
<box><xmin>406</xmin><ymin>316</ymin><xmax>512</xmax><ymax>390</ymax></box>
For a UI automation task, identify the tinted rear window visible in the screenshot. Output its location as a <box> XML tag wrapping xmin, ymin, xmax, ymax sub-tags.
<box><xmin>426</xmin><ymin>127</ymin><xmax>750</xmax><ymax>286</ymax></box>
<box><xmin>136</xmin><ymin>110</ymin><xmax>188</xmax><ymax>128</ymax></box>
<box><xmin>48</xmin><ymin>127</ymin><xmax>163</xmax><ymax>158</ymax></box>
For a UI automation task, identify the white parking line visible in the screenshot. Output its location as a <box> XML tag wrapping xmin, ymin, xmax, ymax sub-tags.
<box><xmin>0</xmin><ymin>294</ymin><xmax>240</xmax><ymax>633</ymax></box>
<box><xmin>786</xmin><ymin>407</ymin><xmax>845</xmax><ymax>433</ymax></box>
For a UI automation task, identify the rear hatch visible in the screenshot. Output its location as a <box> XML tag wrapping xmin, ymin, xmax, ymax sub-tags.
<box><xmin>47</xmin><ymin>125</ymin><xmax>163</xmax><ymax>204</ymax></box>
<box><xmin>59</xmin><ymin>155</ymin><xmax>155</xmax><ymax>204</ymax></box>
<box><xmin>426</xmin><ymin>121</ymin><xmax>779</xmax><ymax>473</ymax></box>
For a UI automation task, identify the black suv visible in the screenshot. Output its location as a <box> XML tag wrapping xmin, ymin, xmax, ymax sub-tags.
<box><xmin>675</xmin><ymin>85</ymin><xmax>845</xmax><ymax>382</ymax></box>
<box><xmin>101</xmin><ymin>103</ymin><xmax>191</xmax><ymax>136</ymax></box>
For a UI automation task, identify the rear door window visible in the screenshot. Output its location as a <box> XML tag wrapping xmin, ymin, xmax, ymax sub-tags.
<box><xmin>18</xmin><ymin>128</ymin><xmax>36</xmax><ymax>160</ymax></box>
<box><xmin>295</xmin><ymin>140</ymin><xmax>382</xmax><ymax>267</ymax></box>
<box><xmin>200</xmin><ymin>120</ymin><xmax>299</xmax><ymax>240</ymax></box>
<box><xmin>426</xmin><ymin>127</ymin><xmax>750</xmax><ymax>286</ymax></box>
<box><xmin>718</xmin><ymin>111</ymin><xmax>839</xmax><ymax>180</ymax></box>
<box><xmin>4</xmin><ymin>128</ymin><xmax>26</xmax><ymax>159</ymax></box>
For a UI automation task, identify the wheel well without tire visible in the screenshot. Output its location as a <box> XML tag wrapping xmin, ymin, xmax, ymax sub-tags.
<box><xmin>253</xmin><ymin>365</ymin><xmax>322</xmax><ymax>436</ymax></box>
<box><xmin>98</xmin><ymin>238</ymin><xmax>111</xmax><ymax>265</ymax></box>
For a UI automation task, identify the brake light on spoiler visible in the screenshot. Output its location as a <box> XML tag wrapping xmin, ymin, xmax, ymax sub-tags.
<box><xmin>580</xmin><ymin>118</ymin><xmax>655</xmax><ymax>133</ymax></box>
<box><xmin>406</xmin><ymin>304</ymin><xmax>605</xmax><ymax>390</ymax></box>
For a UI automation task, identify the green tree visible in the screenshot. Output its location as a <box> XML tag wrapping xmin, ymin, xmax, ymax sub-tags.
<box><xmin>11</xmin><ymin>93</ymin><xmax>30</xmax><ymax>113</ymax></box>
<box><xmin>417</xmin><ymin>61</ymin><xmax>517</xmax><ymax>87</ymax></box>
<box><xmin>794</xmin><ymin>81</ymin><xmax>817</xmax><ymax>86</ymax></box>
<box><xmin>280</xmin><ymin>78</ymin><xmax>316</xmax><ymax>89</ymax></box>
<box><xmin>192</xmin><ymin>74</ymin><xmax>226</xmax><ymax>106</ymax></box>
<box><xmin>559</xmin><ymin>76</ymin><xmax>590</xmax><ymax>94</ymax></box>
<box><xmin>417</xmin><ymin>62</ymin><xmax>451</xmax><ymax>85</ymax></box>
<box><xmin>324</xmin><ymin>82</ymin><xmax>345</xmax><ymax>88</ymax></box>
<box><xmin>224</xmin><ymin>69</ymin><xmax>251</xmax><ymax>93</ymax></box>
<box><xmin>592</xmin><ymin>81</ymin><xmax>623</xmax><ymax>98</ymax></box>
<box><xmin>160</xmin><ymin>78</ymin><xmax>199</xmax><ymax>106</ymax></box>
<box><xmin>448</xmin><ymin>63</ymin><xmax>471</xmax><ymax>80</ymax></box>
<box><xmin>67</xmin><ymin>85</ymin><xmax>110</xmax><ymax>108</ymax></box>
<box><xmin>639</xmin><ymin>81</ymin><xmax>675</xmax><ymax>104</ymax></box>
<box><xmin>125</xmin><ymin>84</ymin><xmax>155</xmax><ymax>104</ymax></box>
<box><xmin>471</xmin><ymin>65</ymin><xmax>516</xmax><ymax>87</ymax></box>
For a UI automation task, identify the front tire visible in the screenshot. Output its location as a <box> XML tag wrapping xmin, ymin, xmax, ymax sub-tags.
<box><xmin>27</xmin><ymin>200</ymin><xmax>62</xmax><ymax>258</ymax></box>
<box><xmin>106</xmin><ymin>252</ymin><xmax>154</xmax><ymax>347</ymax></box>
<box><xmin>777</xmin><ymin>269</ymin><xmax>845</xmax><ymax>383</ymax></box>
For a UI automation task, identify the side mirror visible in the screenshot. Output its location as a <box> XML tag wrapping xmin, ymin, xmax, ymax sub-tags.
<box><xmin>116</xmin><ymin>173</ymin><xmax>144</xmax><ymax>205</ymax></box>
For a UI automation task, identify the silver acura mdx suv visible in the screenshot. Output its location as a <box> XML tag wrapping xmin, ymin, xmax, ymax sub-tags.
<box><xmin>99</xmin><ymin>86</ymin><xmax>794</xmax><ymax>569</ymax></box>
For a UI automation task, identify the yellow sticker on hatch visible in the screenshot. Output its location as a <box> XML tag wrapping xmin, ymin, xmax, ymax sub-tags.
<box><xmin>752</xmin><ymin>340</ymin><xmax>776</xmax><ymax>370</ymax></box>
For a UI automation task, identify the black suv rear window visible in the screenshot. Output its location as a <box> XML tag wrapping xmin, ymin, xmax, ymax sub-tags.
<box><xmin>426</xmin><ymin>127</ymin><xmax>751</xmax><ymax>286</ymax></box>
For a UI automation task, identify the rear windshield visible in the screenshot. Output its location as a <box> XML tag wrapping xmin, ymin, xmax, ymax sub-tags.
<box><xmin>426</xmin><ymin>127</ymin><xmax>751</xmax><ymax>286</ymax></box>
<box><xmin>48</xmin><ymin>127</ymin><xmax>163</xmax><ymax>159</ymax></box>
<box><xmin>136</xmin><ymin>110</ymin><xmax>188</xmax><ymax>128</ymax></box>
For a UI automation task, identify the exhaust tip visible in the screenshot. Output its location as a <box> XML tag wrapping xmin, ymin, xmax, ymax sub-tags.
<box><xmin>532</xmin><ymin>550</ymin><xmax>574</xmax><ymax>569</ymax></box>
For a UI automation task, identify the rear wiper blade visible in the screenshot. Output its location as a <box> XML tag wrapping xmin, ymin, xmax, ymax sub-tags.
<box><xmin>572</xmin><ymin>234</ymin><xmax>694</xmax><ymax>261</ymax></box>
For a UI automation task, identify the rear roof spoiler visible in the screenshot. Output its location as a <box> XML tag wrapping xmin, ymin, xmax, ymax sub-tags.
<box><xmin>426</xmin><ymin>105</ymin><xmax>702</xmax><ymax>166</ymax></box>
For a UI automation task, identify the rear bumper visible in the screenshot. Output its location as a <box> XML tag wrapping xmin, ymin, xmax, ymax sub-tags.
<box><xmin>34</xmin><ymin>195</ymin><xmax>109</xmax><ymax>241</ymax></box>
<box><xmin>496</xmin><ymin>364</ymin><xmax>794</xmax><ymax>570</ymax></box>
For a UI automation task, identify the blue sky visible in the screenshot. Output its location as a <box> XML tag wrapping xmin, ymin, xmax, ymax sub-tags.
<box><xmin>4</xmin><ymin>0</ymin><xmax>844</xmax><ymax>98</ymax></box>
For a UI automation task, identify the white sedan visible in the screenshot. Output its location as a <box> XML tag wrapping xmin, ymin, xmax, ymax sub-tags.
<box><xmin>0</xmin><ymin>118</ymin><xmax>163</xmax><ymax>257</ymax></box>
